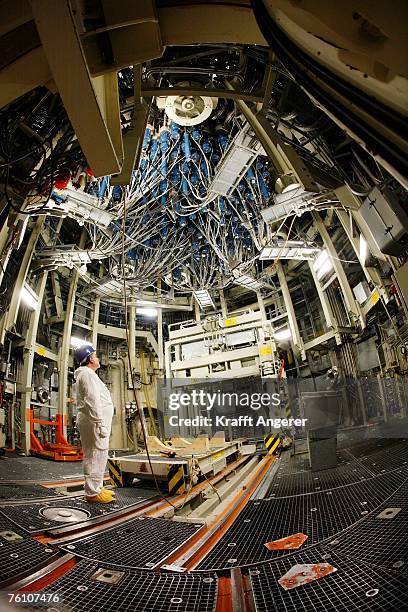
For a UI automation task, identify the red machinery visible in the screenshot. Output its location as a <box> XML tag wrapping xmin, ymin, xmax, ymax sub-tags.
<box><xmin>28</xmin><ymin>409</ymin><xmax>83</xmax><ymax>461</ymax></box>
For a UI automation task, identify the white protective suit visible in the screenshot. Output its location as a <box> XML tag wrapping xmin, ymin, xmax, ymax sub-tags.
<box><xmin>75</xmin><ymin>366</ymin><xmax>114</xmax><ymax>497</ymax></box>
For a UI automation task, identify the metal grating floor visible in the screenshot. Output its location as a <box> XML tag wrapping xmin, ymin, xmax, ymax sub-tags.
<box><xmin>249</xmin><ymin>547</ymin><xmax>407</xmax><ymax>612</ymax></box>
<box><xmin>0</xmin><ymin>487</ymin><xmax>157</xmax><ymax>533</ymax></box>
<box><xmin>328</xmin><ymin>487</ymin><xmax>408</xmax><ymax>573</ymax></box>
<box><xmin>268</xmin><ymin>460</ymin><xmax>374</xmax><ymax>497</ymax></box>
<box><xmin>19</xmin><ymin>559</ymin><xmax>218</xmax><ymax>612</ymax></box>
<box><xmin>274</xmin><ymin>449</ymin><xmax>350</xmax><ymax>477</ymax></box>
<box><xmin>0</xmin><ymin>456</ymin><xmax>83</xmax><ymax>481</ymax></box>
<box><xmin>358</xmin><ymin>442</ymin><xmax>408</xmax><ymax>475</ymax></box>
<box><xmin>0</xmin><ymin>515</ymin><xmax>58</xmax><ymax>587</ymax></box>
<box><xmin>59</xmin><ymin>516</ymin><xmax>204</xmax><ymax>569</ymax></box>
<box><xmin>340</xmin><ymin>438</ymin><xmax>405</xmax><ymax>459</ymax></box>
<box><xmin>197</xmin><ymin>469</ymin><xmax>408</xmax><ymax>570</ymax></box>
<box><xmin>0</xmin><ymin>483</ymin><xmax>61</xmax><ymax>500</ymax></box>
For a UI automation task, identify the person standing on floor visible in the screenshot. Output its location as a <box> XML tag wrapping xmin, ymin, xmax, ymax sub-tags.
<box><xmin>74</xmin><ymin>345</ymin><xmax>115</xmax><ymax>503</ymax></box>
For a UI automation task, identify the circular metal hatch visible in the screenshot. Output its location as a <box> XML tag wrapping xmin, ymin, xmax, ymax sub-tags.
<box><xmin>40</xmin><ymin>506</ymin><xmax>90</xmax><ymax>523</ymax></box>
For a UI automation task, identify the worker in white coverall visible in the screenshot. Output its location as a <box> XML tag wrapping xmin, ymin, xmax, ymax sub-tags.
<box><xmin>74</xmin><ymin>345</ymin><xmax>115</xmax><ymax>503</ymax></box>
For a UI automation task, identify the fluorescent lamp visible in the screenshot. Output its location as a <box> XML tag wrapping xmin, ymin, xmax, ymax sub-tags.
<box><xmin>274</xmin><ymin>328</ymin><xmax>292</xmax><ymax>341</ymax></box>
<box><xmin>20</xmin><ymin>285</ymin><xmax>39</xmax><ymax>310</ymax></box>
<box><xmin>71</xmin><ymin>336</ymin><xmax>87</xmax><ymax>348</ymax></box>
<box><xmin>193</xmin><ymin>290</ymin><xmax>215</xmax><ymax>309</ymax></box>
<box><xmin>137</xmin><ymin>307</ymin><xmax>158</xmax><ymax>317</ymax></box>
<box><xmin>359</xmin><ymin>235</ymin><xmax>368</xmax><ymax>266</ymax></box>
<box><xmin>260</xmin><ymin>241</ymin><xmax>320</xmax><ymax>261</ymax></box>
<box><xmin>316</xmin><ymin>259</ymin><xmax>334</xmax><ymax>280</ymax></box>
<box><xmin>313</xmin><ymin>249</ymin><xmax>333</xmax><ymax>280</ymax></box>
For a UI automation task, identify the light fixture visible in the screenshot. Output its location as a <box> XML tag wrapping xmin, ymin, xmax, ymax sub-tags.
<box><xmin>20</xmin><ymin>284</ymin><xmax>39</xmax><ymax>310</ymax></box>
<box><xmin>274</xmin><ymin>328</ymin><xmax>292</xmax><ymax>341</ymax></box>
<box><xmin>193</xmin><ymin>289</ymin><xmax>215</xmax><ymax>309</ymax></box>
<box><xmin>313</xmin><ymin>250</ymin><xmax>334</xmax><ymax>280</ymax></box>
<box><xmin>137</xmin><ymin>307</ymin><xmax>158</xmax><ymax>317</ymax></box>
<box><xmin>71</xmin><ymin>336</ymin><xmax>87</xmax><ymax>348</ymax></box>
<box><xmin>260</xmin><ymin>241</ymin><xmax>320</xmax><ymax>261</ymax></box>
<box><xmin>359</xmin><ymin>235</ymin><xmax>368</xmax><ymax>266</ymax></box>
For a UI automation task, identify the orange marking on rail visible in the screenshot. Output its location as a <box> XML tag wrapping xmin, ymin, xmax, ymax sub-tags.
<box><xmin>215</xmin><ymin>577</ymin><xmax>233</xmax><ymax>612</ymax></box>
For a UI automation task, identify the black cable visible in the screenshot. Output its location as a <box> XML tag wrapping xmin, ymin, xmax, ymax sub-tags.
<box><xmin>2</xmin><ymin>138</ymin><xmax>55</xmax><ymax>216</ymax></box>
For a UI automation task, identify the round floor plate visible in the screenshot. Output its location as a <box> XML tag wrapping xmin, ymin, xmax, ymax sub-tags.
<box><xmin>40</xmin><ymin>506</ymin><xmax>90</xmax><ymax>523</ymax></box>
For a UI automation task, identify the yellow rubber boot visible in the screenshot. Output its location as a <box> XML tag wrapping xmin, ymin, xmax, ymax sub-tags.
<box><xmin>101</xmin><ymin>487</ymin><xmax>116</xmax><ymax>497</ymax></box>
<box><xmin>86</xmin><ymin>490</ymin><xmax>115</xmax><ymax>504</ymax></box>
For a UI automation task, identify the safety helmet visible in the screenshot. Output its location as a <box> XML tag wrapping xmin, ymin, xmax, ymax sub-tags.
<box><xmin>74</xmin><ymin>344</ymin><xmax>96</xmax><ymax>366</ymax></box>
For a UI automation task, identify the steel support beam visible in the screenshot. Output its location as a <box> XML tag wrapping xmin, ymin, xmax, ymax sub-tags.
<box><xmin>336</xmin><ymin>209</ymin><xmax>389</xmax><ymax>302</ymax></box>
<box><xmin>312</xmin><ymin>211</ymin><xmax>364</xmax><ymax>328</ymax></box>
<box><xmin>225</xmin><ymin>82</ymin><xmax>317</xmax><ymax>191</ymax></box>
<box><xmin>0</xmin><ymin>216</ymin><xmax>44</xmax><ymax>345</ymax></box>
<box><xmin>141</xmin><ymin>86</ymin><xmax>264</xmax><ymax>104</ymax></box>
<box><xmin>219</xmin><ymin>289</ymin><xmax>228</xmax><ymax>319</ymax></box>
<box><xmin>31</xmin><ymin>0</ymin><xmax>123</xmax><ymax>177</ymax></box>
<box><xmin>57</xmin><ymin>232</ymin><xmax>86</xmax><ymax>434</ymax></box>
<box><xmin>91</xmin><ymin>297</ymin><xmax>100</xmax><ymax>348</ymax></box>
<box><xmin>19</xmin><ymin>272</ymin><xmax>48</xmax><ymax>453</ymax></box>
<box><xmin>111</xmin><ymin>66</ymin><xmax>150</xmax><ymax>186</ymax></box>
<box><xmin>157</xmin><ymin>280</ymin><xmax>164</xmax><ymax>371</ymax></box>
<box><xmin>308</xmin><ymin>260</ymin><xmax>341</xmax><ymax>344</ymax></box>
<box><xmin>129</xmin><ymin>305</ymin><xmax>137</xmax><ymax>375</ymax></box>
<box><xmin>276</xmin><ymin>262</ymin><xmax>306</xmax><ymax>360</ymax></box>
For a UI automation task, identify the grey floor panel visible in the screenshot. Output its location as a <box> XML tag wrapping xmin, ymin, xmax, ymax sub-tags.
<box><xmin>0</xmin><ymin>483</ymin><xmax>62</xmax><ymax>500</ymax></box>
<box><xmin>328</xmin><ymin>487</ymin><xmax>408</xmax><ymax>573</ymax></box>
<box><xmin>0</xmin><ymin>515</ymin><xmax>58</xmax><ymax>587</ymax></box>
<box><xmin>19</xmin><ymin>559</ymin><xmax>218</xmax><ymax>612</ymax></box>
<box><xmin>0</xmin><ymin>456</ymin><xmax>83</xmax><ymax>481</ymax></box>
<box><xmin>0</xmin><ymin>487</ymin><xmax>157</xmax><ymax>533</ymax></box>
<box><xmin>269</xmin><ymin>459</ymin><xmax>374</xmax><ymax>497</ymax></box>
<box><xmin>249</xmin><ymin>548</ymin><xmax>407</xmax><ymax>612</ymax></box>
<box><xmin>58</xmin><ymin>516</ymin><xmax>203</xmax><ymax>569</ymax></box>
<box><xmin>196</xmin><ymin>469</ymin><xmax>407</xmax><ymax>570</ymax></box>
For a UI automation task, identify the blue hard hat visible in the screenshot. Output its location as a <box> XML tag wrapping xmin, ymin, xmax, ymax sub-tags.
<box><xmin>74</xmin><ymin>344</ymin><xmax>96</xmax><ymax>365</ymax></box>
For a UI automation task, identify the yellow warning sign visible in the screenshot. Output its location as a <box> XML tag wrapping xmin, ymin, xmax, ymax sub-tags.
<box><xmin>260</xmin><ymin>346</ymin><xmax>272</xmax><ymax>356</ymax></box>
<box><xmin>212</xmin><ymin>450</ymin><xmax>225</xmax><ymax>461</ymax></box>
<box><xmin>370</xmin><ymin>290</ymin><xmax>380</xmax><ymax>305</ymax></box>
<box><xmin>225</xmin><ymin>318</ymin><xmax>237</xmax><ymax>327</ymax></box>
<box><xmin>36</xmin><ymin>346</ymin><xmax>46</xmax><ymax>356</ymax></box>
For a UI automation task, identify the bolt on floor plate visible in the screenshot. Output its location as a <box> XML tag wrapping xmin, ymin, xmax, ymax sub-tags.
<box><xmin>376</xmin><ymin>508</ymin><xmax>402</xmax><ymax>520</ymax></box>
<box><xmin>90</xmin><ymin>567</ymin><xmax>126</xmax><ymax>585</ymax></box>
<box><xmin>0</xmin><ymin>530</ymin><xmax>23</xmax><ymax>542</ymax></box>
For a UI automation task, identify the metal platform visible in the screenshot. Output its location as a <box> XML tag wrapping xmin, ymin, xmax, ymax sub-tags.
<box><xmin>267</xmin><ymin>459</ymin><xmax>374</xmax><ymax>497</ymax></box>
<box><xmin>358</xmin><ymin>442</ymin><xmax>408</xmax><ymax>475</ymax></box>
<box><xmin>0</xmin><ymin>456</ymin><xmax>83</xmax><ymax>481</ymax></box>
<box><xmin>0</xmin><ymin>515</ymin><xmax>58</xmax><ymax>587</ymax></box>
<box><xmin>340</xmin><ymin>437</ymin><xmax>404</xmax><ymax>459</ymax></box>
<box><xmin>196</xmin><ymin>467</ymin><xmax>408</xmax><ymax>570</ymax></box>
<box><xmin>249</xmin><ymin>547</ymin><xmax>407</xmax><ymax>612</ymax></box>
<box><xmin>115</xmin><ymin>440</ymin><xmax>242</xmax><ymax>483</ymax></box>
<box><xmin>18</xmin><ymin>559</ymin><xmax>218</xmax><ymax>612</ymax></box>
<box><xmin>0</xmin><ymin>487</ymin><xmax>157</xmax><ymax>533</ymax></box>
<box><xmin>327</xmin><ymin>487</ymin><xmax>408</xmax><ymax>573</ymax></box>
<box><xmin>58</xmin><ymin>516</ymin><xmax>204</xmax><ymax>569</ymax></box>
<box><xmin>0</xmin><ymin>483</ymin><xmax>62</xmax><ymax>501</ymax></box>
